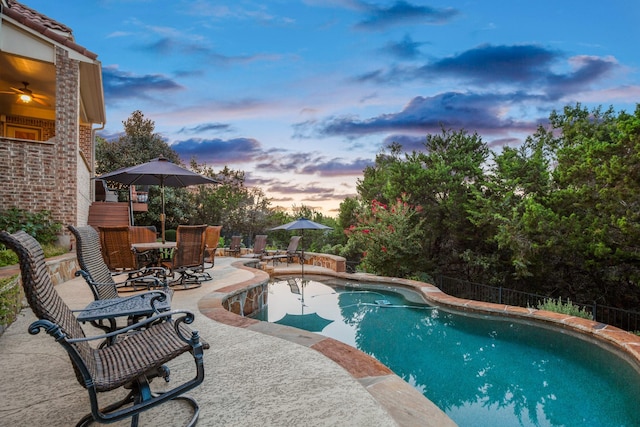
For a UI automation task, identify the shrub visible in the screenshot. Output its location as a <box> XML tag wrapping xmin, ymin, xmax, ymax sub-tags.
<box><xmin>537</xmin><ymin>297</ymin><xmax>592</xmax><ymax>319</ymax></box>
<box><xmin>0</xmin><ymin>275</ymin><xmax>21</xmax><ymax>328</ymax></box>
<box><xmin>346</xmin><ymin>196</ymin><xmax>425</xmax><ymax>278</ymax></box>
<box><xmin>0</xmin><ymin>207</ymin><xmax>62</xmax><ymax>245</ymax></box>
<box><xmin>164</xmin><ymin>229</ymin><xmax>176</xmax><ymax>242</ymax></box>
<box><xmin>0</xmin><ymin>243</ymin><xmax>68</xmax><ymax>268</ymax></box>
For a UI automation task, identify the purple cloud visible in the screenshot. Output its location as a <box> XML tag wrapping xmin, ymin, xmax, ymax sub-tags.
<box><xmin>102</xmin><ymin>66</ymin><xmax>183</xmax><ymax>102</ymax></box>
<box><xmin>177</xmin><ymin>123</ymin><xmax>233</xmax><ymax>134</ymax></box>
<box><xmin>172</xmin><ymin>137</ymin><xmax>262</xmax><ymax>164</ymax></box>
<box><xmin>316</xmin><ymin>91</ymin><xmax>543</xmax><ymax>138</ymax></box>
<box><xmin>424</xmin><ymin>44</ymin><xmax>560</xmax><ymax>84</ymax></box>
<box><xmin>380</xmin><ymin>34</ymin><xmax>425</xmax><ymax>59</ymax></box>
<box><xmin>355</xmin><ymin>1</ymin><xmax>459</xmax><ymax>31</ymax></box>
<box><xmin>299</xmin><ymin>158</ymin><xmax>374</xmax><ymax>176</ymax></box>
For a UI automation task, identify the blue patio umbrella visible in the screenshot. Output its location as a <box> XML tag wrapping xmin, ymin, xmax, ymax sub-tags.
<box><xmin>274</xmin><ymin>311</ymin><xmax>333</xmax><ymax>332</ymax></box>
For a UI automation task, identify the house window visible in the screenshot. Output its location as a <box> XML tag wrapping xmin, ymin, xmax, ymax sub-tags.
<box><xmin>5</xmin><ymin>124</ymin><xmax>42</xmax><ymax>141</ymax></box>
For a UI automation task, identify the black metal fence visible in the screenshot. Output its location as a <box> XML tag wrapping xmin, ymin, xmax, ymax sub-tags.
<box><xmin>435</xmin><ymin>275</ymin><xmax>640</xmax><ymax>332</ymax></box>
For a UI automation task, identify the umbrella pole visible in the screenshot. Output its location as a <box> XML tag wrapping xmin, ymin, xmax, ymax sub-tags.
<box><xmin>161</xmin><ymin>184</ymin><xmax>166</xmax><ymax>243</ymax></box>
<box><xmin>301</xmin><ymin>232</ymin><xmax>305</xmax><ymax>278</ymax></box>
<box><xmin>128</xmin><ymin>186</ymin><xmax>135</xmax><ymax>225</ymax></box>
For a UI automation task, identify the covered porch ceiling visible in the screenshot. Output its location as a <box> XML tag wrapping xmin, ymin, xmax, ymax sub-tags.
<box><xmin>0</xmin><ymin>52</ymin><xmax>56</xmax><ymax>120</ymax></box>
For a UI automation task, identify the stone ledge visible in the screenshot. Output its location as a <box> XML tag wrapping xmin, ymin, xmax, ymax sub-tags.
<box><xmin>0</xmin><ymin>252</ymin><xmax>78</xmax><ymax>287</ymax></box>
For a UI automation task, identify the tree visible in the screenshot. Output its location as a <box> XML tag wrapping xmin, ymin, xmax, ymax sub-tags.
<box><xmin>189</xmin><ymin>161</ymin><xmax>273</xmax><ymax>246</ymax></box>
<box><xmin>96</xmin><ymin>110</ymin><xmax>192</xmax><ymax>230</ymax></box>
<box><xmin>96</xmin><ymin>110</ymin><xmax>180</xmax><ymax>174</ymax></box>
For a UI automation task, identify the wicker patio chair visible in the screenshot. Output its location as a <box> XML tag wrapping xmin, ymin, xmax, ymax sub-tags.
<box><xmin>129</xmin><ymin>225</ymin><xmax>157</xmax><ymax>245</ymax></box>
<box><xmin>240</xmin><ymin>234</ymin><xmax>268</xmax><ymax>260</ymax></box>
<box><xmin>69</xmin><ymin>225</ymin><xmax>172</xmax><ymax>335</ymax></box>
<box><xmin>0</xmin><ymin>230</ymin><xmax>207</xmax><ymax>427</ymax></box>
<box><xmin>99</xmin><ymin>225</ymin><xmax>138</xmax><ymax>271</ymax></box>
<box><xmin>263</xmin><ymin>235</ymin><xmax>302</xmax><ymax>265</ymax></box>
<box><xmin>100</xmin><ymin>225</ymin><xmax>161</xmax><ymax>273</ymax></box>
<box><xmin>163</xmin><ymin>225</ymin><xmax>210</xmax><ymax>290</ymax></box>
<box><xmin>204</xmin><ymin>225</ymin><xmax>222</xmax><ymax>268</ymax></box>
<box><xmin>70</xmin><ymin>225</ymin><xmax>169</xmax><ymax>296</ymax></box>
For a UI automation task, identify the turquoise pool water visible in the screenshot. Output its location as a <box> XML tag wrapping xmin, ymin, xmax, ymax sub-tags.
<box><xmin>252</xmin><ymin>276</ymin><xmax>640</xmax><ymax>427</ymax></box>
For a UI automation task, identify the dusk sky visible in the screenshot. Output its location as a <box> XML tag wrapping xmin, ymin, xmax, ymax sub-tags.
<box><xmin>24</xmin><ymin>0</ymin><xmax>640</xmax><ymax>215</ymax></box>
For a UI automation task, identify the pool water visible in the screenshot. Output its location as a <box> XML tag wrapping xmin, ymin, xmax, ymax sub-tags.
<box><xmin>252</xmin><ymin>277</ymin><xmax>640</xmax><ymax>427</ymax></box>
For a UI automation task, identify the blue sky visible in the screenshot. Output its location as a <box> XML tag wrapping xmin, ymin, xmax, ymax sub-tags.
<box><xmin>24</xmin><ymin>0</ymin><xmax>640</xmax><ymax>215</ymax></box>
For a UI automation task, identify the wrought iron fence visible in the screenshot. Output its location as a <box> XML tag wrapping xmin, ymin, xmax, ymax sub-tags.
<box><xmin>435</xmin><ymin>275</ymin><xmax>640</xmax><ymax>333</ymax></box>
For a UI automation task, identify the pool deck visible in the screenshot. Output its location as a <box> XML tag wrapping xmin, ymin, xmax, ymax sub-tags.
<box><xmin>0</xmin><ymin>257</ymin><xmax>455</xmax><ymax>427</ymax></box>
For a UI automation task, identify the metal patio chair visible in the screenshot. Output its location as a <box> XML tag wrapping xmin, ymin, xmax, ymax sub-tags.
<box><xmin>240</xmin><ymin>234</ymin><xmax>268</xmax><ymax>260</ymax></box>
<box><xmin>224</xmin><ymin>235</ymin><xmax>242</xmax><ymax>257</ymax></box>
<box><xmin>0</xmin><ymin>230</ymin><xmax>207</xmax><ymax>427</ymax></box>
<box><xmin>163</xmin><ymin>225</ymin><xmax>210</xmax><ymax>290</ymax></box>
<box><xmin>263</xmin><ymin>235</ymin><xmax>302</xmax><ymax>265</ymax></box>
<box><xmin>204</xmin><ymin>225</ymin><xmax>222</xmax><ymax>268</ymax></box>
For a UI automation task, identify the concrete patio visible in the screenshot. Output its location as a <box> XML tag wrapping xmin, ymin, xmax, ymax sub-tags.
<box><xmin>0</xmin><ymin>256</ymin><xmax>453</xmax><ymax>426</ymax></box>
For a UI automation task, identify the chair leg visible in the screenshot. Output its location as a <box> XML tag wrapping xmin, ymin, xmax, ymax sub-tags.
<box><xmin>169</xmin><ymin>271</ymin><xmax>202</xmax><ymax>290</ymax></box>
<box><xmin>76</xmin><ymin>373</ymin><xmax>200</xmax><ymax>427</ymax></box>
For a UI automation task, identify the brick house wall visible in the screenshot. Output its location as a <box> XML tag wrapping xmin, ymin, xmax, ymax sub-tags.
<box><xmin>0</xmin><ymin>47</ymin><xmax>94</xmax><ymax>241</ymax></box>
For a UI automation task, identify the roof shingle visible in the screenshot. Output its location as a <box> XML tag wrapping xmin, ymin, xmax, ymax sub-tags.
<box><xmin>3</xmin><ymin>0</ymin><xmax>97</xmax><ymax>60</ymax></box>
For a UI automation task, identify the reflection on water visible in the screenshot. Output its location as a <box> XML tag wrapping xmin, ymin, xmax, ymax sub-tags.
<box><xmin>252</xmin><ymin>276</ymin><xmax>640</xmax><ymax>427</ymax></box>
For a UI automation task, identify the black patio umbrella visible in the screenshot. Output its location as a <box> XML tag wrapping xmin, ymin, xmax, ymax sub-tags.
<box><xmin>97</xmin><ymin>156</ymin><xmax>219</xmax><ymax>242</ymax></box>
<box><xmin>270</xmin><ymin>217</ymin><xmax>333</xmax><ymax>277</ymax></box>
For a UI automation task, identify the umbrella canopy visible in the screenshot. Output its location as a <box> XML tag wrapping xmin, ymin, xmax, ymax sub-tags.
<box><xmin>270</xmin><ymin>218</ymin><xmax>333</xmax><ymax>277</ymax></box>
<box><xmin>274</xmin><ymin>312</ymin><xmax>333</xmax><ymax>332</ymax></box>
<box><xmin>97</xmin><ymin>156</ymin><xmax>219</xmax><ymax>242</ymax></box>
<box><xmin>270</xmin><ymin>217</ymin><xmax>333</xmax><ymax>232</ymax></box>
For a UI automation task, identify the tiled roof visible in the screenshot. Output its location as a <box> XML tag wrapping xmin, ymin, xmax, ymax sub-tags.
<box><xmin>2</xmin><ymin>0</ymin><xmax>97</xmax><ymax>60</ymax></box>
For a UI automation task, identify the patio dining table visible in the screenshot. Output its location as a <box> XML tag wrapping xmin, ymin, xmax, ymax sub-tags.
<box><xmin>132</xmin><ymin>241</ymin><xmax>177</xmax><ymax>268</ymax></box>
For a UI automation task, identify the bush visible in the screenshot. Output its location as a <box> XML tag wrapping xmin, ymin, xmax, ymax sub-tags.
<box><xmin>0</xmin><ymin>275</ymin><xmax>21</xmax><ymax>328</ymax></box>
<box><xmin>0</xmin><ymin>207</ymin><xmax>62</xmax><ymax>245</ymax></box>
<box><xmin>0</xmin><ymin>243</ymin><xmax>68</xmax><ymax>268</ymax></box>
<box><xmin>164</xmin><ymin>229</ymin><xmax>176</xmax><ymax>241</ymax></box>
<box><xmin>536</xmin><ymin>297</ymin><xmax>592</xmax><ymax>319</ymax></box>
<box><xmin>0</xmin><ymin>249</ymin><xmax>18</xmax><ymax>267</ymax></box>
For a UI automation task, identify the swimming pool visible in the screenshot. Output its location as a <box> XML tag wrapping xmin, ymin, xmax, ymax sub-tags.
<box><xmin>252</xmin><ymin>276</ymin><xmax>640</xmax><ymax>427</ymax></box>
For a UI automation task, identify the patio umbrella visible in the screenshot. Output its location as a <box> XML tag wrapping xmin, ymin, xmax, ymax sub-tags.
<box><xmin>270</xmin><ymin>217</ymin><xmax>333</xmax><ymax>277</ymax></box>
<box><xmin>97</xmin><ymin>156</ymin><xmax>219</xmax><ymax>242</ymax></box>
<box><xmin>275</xmin><ymin>311</ymin><xmax>333</xmax><ymax>332</ymax></box>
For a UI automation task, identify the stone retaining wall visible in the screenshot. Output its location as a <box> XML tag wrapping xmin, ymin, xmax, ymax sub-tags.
<box><xmin>0</xmin><ymin>252</ymin><xmax>79</xmax><ymax>287</ymax></box>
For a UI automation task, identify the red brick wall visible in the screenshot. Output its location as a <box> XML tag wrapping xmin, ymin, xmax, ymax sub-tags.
<box><xmin>79</xmin><ymin>124</ymin><xmax>92</xmax><ymax>161</ymax></box>
<box><xmin>4</xmin><ymin>116</ymin><xmax>55</xmax><ymax>140</ymax></box>
<box><xmin>0</xmin><ymin>47</ymin><xmax>82</xmax><ymax>235</ymax></box>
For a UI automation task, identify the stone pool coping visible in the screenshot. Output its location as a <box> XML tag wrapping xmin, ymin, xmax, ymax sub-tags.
<box><xmin>201</xmin><ymin>262</ymin><xmax>640</xmax><ymax>425</ymax></box>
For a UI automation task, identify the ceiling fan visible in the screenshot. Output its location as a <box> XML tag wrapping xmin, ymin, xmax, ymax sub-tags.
<box><xmin>0</xmin><ymin>81</ymin><xmax>49</xmax><ymax>106</ymax></box>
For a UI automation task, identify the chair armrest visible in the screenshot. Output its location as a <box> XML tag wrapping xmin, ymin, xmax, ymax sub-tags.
<box><xmin>70</xmin><ymin>291</ymin><xmax>170</xmax><ymax>313</ymax></box>
<box><xmin>29</xmin><ymin>309</ymin><xmax>200</xmax><ymax>346</ymax></box>
<box><xmin>69</xmin><ymin>310</ymin><xmax>197</xmax><ymax>344</ymax></box>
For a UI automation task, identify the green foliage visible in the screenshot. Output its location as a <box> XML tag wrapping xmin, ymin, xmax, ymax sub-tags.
<box><xmin>189</xmin><ymin>163</ymin><xmax>273</xmax><ymax>242</ymax></box>
<box><xmin>164</xmin><ymin>229</ymin><xmax>176</xmax><ymax>242</ymax></box>
<box><xmin>0</xmin><ymin>249</ymin><xmax>18</xmax><ymax>267</ymax></box>
<box><xmin>0</xmin><ymin>275</ymin><xmax>21</xmax><ymax>328</ymax></box>
<box><xmin>346</xmin><ymin>104</ymin><xmax>640</xmax><ymax>311</ymax></box>
<box><xmin>96</xmin><ymin>110</ymin><xmax>182</xmax><ymax>175</ymax></box>
<box><xmin>0</xmin><ymin>207</ymin><xmax>62</xmax><ymax>245</ymax></box>
<box><xmin>0</xmin><ymin>243</ymin><xmax>68</xmax><ymax>268</ymax></box>
<box><xmin>536</xmin><ymin>298</ymin><xmax>592</xmax><ymax>319</ymax></box>
<box><xmin>346</xmin><ymin>196</ymin><xmax>425</xmax><ymax>278</ymax></box>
